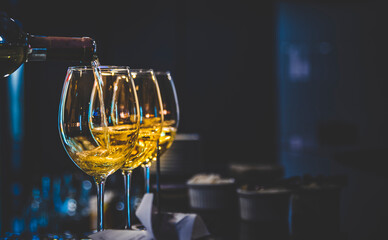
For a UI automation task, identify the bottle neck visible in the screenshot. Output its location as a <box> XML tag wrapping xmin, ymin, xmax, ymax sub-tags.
<box><xmin>27</xmin><ymin>35</ymin><xmax>96</xmax><ymax>62</ymax></box>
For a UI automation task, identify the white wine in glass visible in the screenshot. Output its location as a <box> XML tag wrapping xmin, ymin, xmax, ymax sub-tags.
<box><xmin>58</xmin><ymin>66</ymin><xmax>140</xmax><ymax>231</ymax></box>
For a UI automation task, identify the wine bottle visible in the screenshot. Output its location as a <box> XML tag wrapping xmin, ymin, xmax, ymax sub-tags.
<box><xmin>0</xmin><ymin>11</ymin><xmax>96</xmax><ymax>78</ymax></box>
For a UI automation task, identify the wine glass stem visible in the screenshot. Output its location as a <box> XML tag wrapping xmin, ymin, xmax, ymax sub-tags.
<box><xmin>123</xmin><ymin>170</ymin><xmax>132</xmax><ymax>229</ymax></box>
<box><xmin>95</xmin><ymin>178</ymin><xmax>106</xmax><ymax>232</ymax></box>
<box><xmin>156</xmin><ymin>140</ymin><xmax>161</xmax><ymax>213</ymax></box>
<box><xmin>144</xmin><ymin>165</ymin><xmax>150</xmax><ymax>193</ymax></box>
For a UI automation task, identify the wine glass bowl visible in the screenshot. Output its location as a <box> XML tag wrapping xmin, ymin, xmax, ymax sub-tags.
<box><xmin>154</xmin><ymin>71</ymin><xmax>179</xmax><ymax>156</ymax></box>
<box><xmin>121</xmin><ymin>69</ymin><xmax>163</xmax><ymax>172</ymax></box>
<box><xmin>58</xmin><ymin>65</ymin><xmax>140</xmax><ymax>231</ymax></box>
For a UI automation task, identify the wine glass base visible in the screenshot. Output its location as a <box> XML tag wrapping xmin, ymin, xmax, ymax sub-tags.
<box><xmin>131</xmin><ymin>223</ymin><xmax>147</xmax><ymax>231</ymax></box>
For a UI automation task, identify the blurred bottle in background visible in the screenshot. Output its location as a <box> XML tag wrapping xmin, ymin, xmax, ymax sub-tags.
<box><xmin>5</xmin><ymin>174</ymin><xmax>93</xmax><ymax>237</ymax></box>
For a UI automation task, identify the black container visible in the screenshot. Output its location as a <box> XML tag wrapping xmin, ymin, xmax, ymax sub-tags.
<box><xmin>290</xmin><ymin>178</ymin><xmax>344</xmax><ymax>240</ymax></box>
<box><xmin>228</xmin><ymin>163</ymin><xmax>284</xmax><ymax>186</ymax></box>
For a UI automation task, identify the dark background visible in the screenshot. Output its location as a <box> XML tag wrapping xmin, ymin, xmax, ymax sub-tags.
<box><xmin>1</xmin><ymin>0</ymin><xmax>388</xmax><ymax>239</ymax></box>
<box><xmin>1</xmin><ymin>0</ymin><xmax>278</xmax><ymax>172</ymax></box>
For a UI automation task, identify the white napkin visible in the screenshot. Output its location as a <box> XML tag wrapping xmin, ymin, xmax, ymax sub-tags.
<box><xmin>89</xmin><ymin>230</ymin><xmax>148</xmax><ymax>240</ymax></box>
<box><xmin>89</xmin><ymin>193</ymin><xmax>210</xmax><ymax>240</ymax></box>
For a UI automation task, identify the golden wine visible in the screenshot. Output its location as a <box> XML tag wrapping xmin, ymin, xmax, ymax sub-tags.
<box><xmin>121</xmin><ymin>118</ymin><xmax>162</xmax><ymax>171</ymax></box>
<box><xmin>91</xmin><ymin>124</ymin><xmax>138</xmax><ymax>149</ymax></box>
<box><xmin>67</xmin><ymin>124</ymin><xmax>138</xmax><ymax>179</ymax></box>
<box><xmin>158</xmin><ymin>120</ymin><xmax>177</xmax><ymax>156</ymax></box>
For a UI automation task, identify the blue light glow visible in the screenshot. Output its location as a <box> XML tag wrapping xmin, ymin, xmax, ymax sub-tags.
<box><xmin>139</xmin><ymin>106</ymin><xmax>143</xmax><ymax>123</ymax></box>
<box><xmin>8</xmin><ymin>64</ymin><xmax>24</xmax><ymax>141</ymax></box>
<box><xmin>154</xmin><ymin>106</ymin><xmax>158</xmax><ymax>117</ymax></box>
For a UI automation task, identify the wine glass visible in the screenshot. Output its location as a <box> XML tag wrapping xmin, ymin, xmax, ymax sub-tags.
<box><xmin>120</xmin><ymin>69</ymin><xmax>163</xmax><ymax>229</ymax></box>
<box><xmin>58</xmin><ymin>66</ymin><xmax>140</xmax><ymax>232</ymax></box>
<box><xmin>153</xmin><ymin>71</ymin><xmax>180</xmax><ymax>211</ymax></box>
